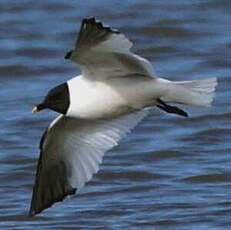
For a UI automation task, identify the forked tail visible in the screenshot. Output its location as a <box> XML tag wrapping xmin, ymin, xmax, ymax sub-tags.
<box><xmin>161</xmin><ymin>77</ymin><xmax>218</xmax><ymax>107</ymax></box>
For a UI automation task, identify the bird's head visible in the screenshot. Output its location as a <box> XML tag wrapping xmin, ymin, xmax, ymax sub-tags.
<box><xmin>32</xmin><ymin>83</ymin><xmax>70</xmax><ymax>115</ymax></box>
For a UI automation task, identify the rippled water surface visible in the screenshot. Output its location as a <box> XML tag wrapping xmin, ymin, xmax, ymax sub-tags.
<box><xmin>0</xmin><ymin>0</ymin><xmax>231</xmax><ymax>229</ymax></box>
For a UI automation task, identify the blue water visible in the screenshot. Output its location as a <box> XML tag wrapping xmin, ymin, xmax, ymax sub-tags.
<box><xmin>0</xmin><ymin>0</ymin><xmax>231</xmax><ymax>229</ymax></box>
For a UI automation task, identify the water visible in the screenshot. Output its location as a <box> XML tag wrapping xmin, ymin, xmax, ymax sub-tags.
<box><xmin>0</xmin><ymin>0</ymin><xmax>231</xmax><ymax>229</ymax></box>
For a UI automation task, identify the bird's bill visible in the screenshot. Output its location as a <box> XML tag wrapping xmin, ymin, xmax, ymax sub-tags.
<box><xmin>32</xmin><ymin>102</ymin><xmax>48</xmax><ymax>113</ymax></box>
<box><xmin>32</xmin><ymin>106</ymin><xmax>39</xmax><ymax>113</ymax></box>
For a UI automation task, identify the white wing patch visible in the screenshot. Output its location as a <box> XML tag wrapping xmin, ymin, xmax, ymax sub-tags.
<box><xmin>94</xmin><ymin>33</ymin><xmax>133</xmax><ymax>53</ymax></box>
<box><xmin>66</xmin><ymin>17</ymin><xmax>155</xmax><ymax>79</ymax></box>
<box><xmin>30</xmin><ymin>111</ymin><xmax>148</xmax><ymax>215</ymax></box>
<box><xmin>56</xmin><ymin>111</ymin><xmax>147</xmax><ymax>189</ymax></box>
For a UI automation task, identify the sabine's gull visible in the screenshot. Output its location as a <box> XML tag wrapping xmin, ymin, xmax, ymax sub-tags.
<box><xmin>29</xmin><ymin>17</ymin><xmax>217</xmax><ymax>216</ymax></box>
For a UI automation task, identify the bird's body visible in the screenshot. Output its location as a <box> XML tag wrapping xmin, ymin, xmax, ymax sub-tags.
<box><xmin>29</xmin><ymin>17</ymin><xmax>218</xmax><ymax>216</ymax></box>
<box><xmin>67</xmin><ymin>75</ymin><xmax>167</xmax><ymax>119</ymax></box>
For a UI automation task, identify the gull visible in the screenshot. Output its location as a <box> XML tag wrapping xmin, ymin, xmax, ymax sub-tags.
<box><xmin>29</xmin><ymin>17</ymin><xmax>217</xmax><ymax>216</ymax></box>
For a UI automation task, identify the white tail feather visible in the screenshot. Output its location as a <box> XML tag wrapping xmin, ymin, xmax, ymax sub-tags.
<box><xmin>161</xmin><ymin>77</ymin><xmax>217</xmax><ymax>107</ymax></box>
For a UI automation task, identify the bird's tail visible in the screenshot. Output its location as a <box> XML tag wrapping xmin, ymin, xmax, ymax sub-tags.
<box><xmin>161</xmin><ymin>77</ymin><xmax>218</xmax><ymax>107</ymax></box>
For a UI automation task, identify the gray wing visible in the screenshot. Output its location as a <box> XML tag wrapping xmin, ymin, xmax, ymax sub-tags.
<box><xmin>29</xmin><ymin>111</ymin><xmax>147</xmax><ymax>216</ymax></box>
<box><xmin>66</xmin><ymin>17</ymin><xmax>155</xmax><ymax>79</ymax></box>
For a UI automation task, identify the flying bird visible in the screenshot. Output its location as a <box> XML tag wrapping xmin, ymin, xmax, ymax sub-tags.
<box><xmin>29</xmin><ymin>17</ymin><xmax>217</xmax><ymax>216</ymax></box>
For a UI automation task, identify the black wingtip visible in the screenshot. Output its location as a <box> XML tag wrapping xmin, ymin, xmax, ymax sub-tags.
<box><xmin>82</xmin><ymin>16</ymin><xmax>96</xmax><ymax>23</ymax></box>
<box><xmin>28</xmin><ymin>209</ymin><xmax>35</xmax><ymax>217</ymax></box>
<box><xmin>28</xmin><ymin>188</ymin><xmax>77</xmax><ymax>217</ymax></box>
<box><xmin>81</xmin><ymin>17</ymin><xmax>120</xmax><ymax>34</ymax></box>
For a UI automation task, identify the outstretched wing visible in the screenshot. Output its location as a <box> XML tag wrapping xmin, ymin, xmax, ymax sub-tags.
<box><xmin>29</xmin><ymin>111</ymin><xmax>147</xmax><ymax>216</ymax></box>
<box><xmin>65</xmin><ymin>17</ymin><xmax>154</xmax><ymax>79</ymax></box>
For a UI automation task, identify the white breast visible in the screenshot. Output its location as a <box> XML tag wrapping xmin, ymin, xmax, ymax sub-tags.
<box><xmin>67</xmin><ymin>76</ymin><xmax>129</xmax><ymax>119</ymax></box>
<box><xmin>67</xmin><ymin>75</ymin><xmax>165</xmax><ymax>119</ymax></box>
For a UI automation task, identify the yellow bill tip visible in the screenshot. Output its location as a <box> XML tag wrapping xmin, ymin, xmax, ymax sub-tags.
<box><xmin>32</xmin><ymin>106</ymin><xmax>38</xmax><ymax>113</ymax></box>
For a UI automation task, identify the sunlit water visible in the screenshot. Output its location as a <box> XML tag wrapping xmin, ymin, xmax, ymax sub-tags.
<box><xmin>0</xmin><ymin>0</ymin><xmax>231</xmax><ymax>229</ymax></box>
